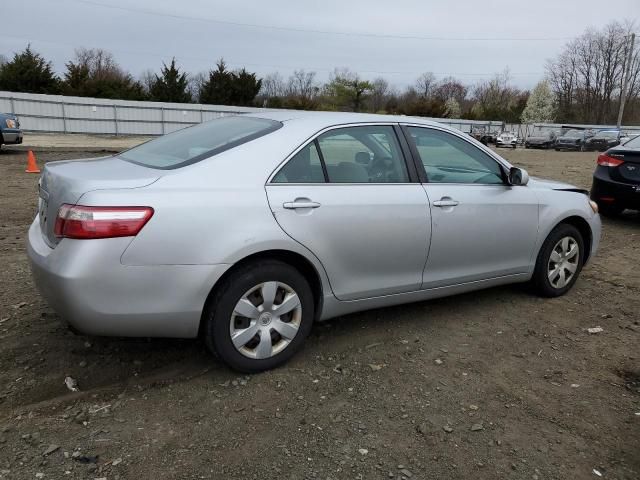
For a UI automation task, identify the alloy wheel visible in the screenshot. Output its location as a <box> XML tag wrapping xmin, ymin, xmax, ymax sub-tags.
<box><xmin>229</xmin><ymin>281</ymin><xmax>302</xmax><ymax>359</ymax></box>
<box><xmin>547</xmin><ymin>236</ymin><xmax>580</xmax><ymax>289</ymax></box>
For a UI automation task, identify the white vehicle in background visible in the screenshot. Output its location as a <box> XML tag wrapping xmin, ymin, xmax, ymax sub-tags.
<box><xmin>496</xmin><ymin>132</ymin><xmax>518</xmax><ymax>149</ymax></box>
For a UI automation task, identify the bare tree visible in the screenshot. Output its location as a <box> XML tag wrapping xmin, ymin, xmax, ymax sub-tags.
<box><xmin>472</xmin><ymin>69</ymin><xmax>526</xmax><ymax>121</ymax></box>
<box><xmin>369</xmin><ymin>77</ymin><xmax>390</xmax><ymax>112</ymax></box>
<box><xmin>546</xmin><ymin>21</ymin><xmax>639</xmax><ymax>123</ymax></box>
<box><xmin>70</xmin><ymin>48</ymin><xmax>123</xmax><ymax>80</ymax></box>
<box><xmin>260</xmin><ymin>72</ymin><xmax>285</xmax><ymax>99</ymax></box>
<box><xmin>287</xmin><ymin>70</ymin><xmax>318</xmax><ymax>100</ymax></box>
<box><xmin>433</xmin><ymin>77</ymin><xmax>468</xmax><ymax>104</ymax></box>
<box><xmin>140</xmin><ymin>69</ymin><xmax>155</xmax><ymax>94</ymax></box>
<box><xmin>415</xmin><ymin>72</ymin><xmax>436</xmax><ymax>98</ymax></box>
<box><xmin>188</xmin><ymin>71</ymin><xmax>208</xmax><ymax>101</ymax></box>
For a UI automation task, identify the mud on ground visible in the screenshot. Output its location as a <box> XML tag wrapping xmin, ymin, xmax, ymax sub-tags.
<box><xmin>0</xmin><ymin>144</ymin><xmax>638</xmax><ymax>479</ymax></box>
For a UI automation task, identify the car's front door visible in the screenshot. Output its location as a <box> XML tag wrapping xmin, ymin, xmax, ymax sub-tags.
<box><xmin>265</xmin><ymin>124</ymin><xmax>431</xmax><ymax>301</ymax></box>
<box><xmin>403</xmin><ymin>125</ymin><xmax>540</xmax><ymax>289</ymax></box>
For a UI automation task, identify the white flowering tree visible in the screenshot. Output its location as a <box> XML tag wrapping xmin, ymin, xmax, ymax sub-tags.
<box><xmin>521</xmin><ymin>80</ymin><xmax>555</xmax><ymax>124</ymax></box>
<box><xmin>444</xmin><ymin>97</ymin><xmax>462</xmax><ymax>118</ymax></box>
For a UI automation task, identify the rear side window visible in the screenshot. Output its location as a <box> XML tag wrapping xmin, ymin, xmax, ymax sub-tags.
<box><xmin>119</xmin><ymin>116</ymin><xmax>282</xmax><ymax>169</ymax></box>
<box><xmin>272</xmin><ymin>142</ymin><xmax>325</xmax><ymax>183</ymax></box>
<box><xmin>272</xmin><ymin>125</ymin><xmax>410</xmax><ymax>184</ymax></box>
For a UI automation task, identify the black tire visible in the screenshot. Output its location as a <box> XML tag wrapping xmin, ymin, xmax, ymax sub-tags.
<box><xmin>531</xmin><ymin>224</ymin><xmax>585</xmax><ymax>297</ymax></box>
<box><xmin>598</xmin><ymin>202</ymin><xmax>624</xmax><ymax>217</ymax></box>
<box><xmin>555</xmin><ymin>147</ymin><xmax>560</xmax><ymax>151</ymax></box>
<box><xmin>203</xmin><ymin>260</ymin><xmax>314</xmax><ymax>373</ymax></box>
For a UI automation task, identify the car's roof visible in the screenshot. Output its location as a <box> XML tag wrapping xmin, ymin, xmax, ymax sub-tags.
<box><xmin>244</xmin><ymin>110</ymin><xmax>444</xmax><ymax>129</ymax></box>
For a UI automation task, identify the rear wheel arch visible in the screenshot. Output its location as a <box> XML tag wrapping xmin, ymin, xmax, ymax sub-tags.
<box><xmin>199</xmin><ymin>249</ymin><xmax>324</xmax><ymax>336</ymax></box>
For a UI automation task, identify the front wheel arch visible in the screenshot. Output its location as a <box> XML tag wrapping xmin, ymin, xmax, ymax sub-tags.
<box><xmin>556</xmin><ymin>215</ymin><xmax>592</xmax><ymax>264</ymax></box>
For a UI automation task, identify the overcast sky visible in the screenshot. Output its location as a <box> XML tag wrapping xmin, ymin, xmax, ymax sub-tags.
<box><xmin>3</xmin><ymin>0</ymin><xmax>639</xmax><ymax>90</ymax></box>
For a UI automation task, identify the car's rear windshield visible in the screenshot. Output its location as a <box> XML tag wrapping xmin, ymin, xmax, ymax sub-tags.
<box><xmin>624</xmin><ymin>135</ymin><xmax>640</xmax><ymax>147</ymax></box>
<box><xmin>119</xmin><ymin>116</ymin><xmax>282</xmax><ymax>169</ymax></box>
<box><xmin>562</xmin><ymin>129</ymin><xmax>583</xmax><ymax>138</ymax></box>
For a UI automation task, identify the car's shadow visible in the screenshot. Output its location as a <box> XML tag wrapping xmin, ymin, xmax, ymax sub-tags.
<box><xmin>603</xmin><ymin>210</ymin><xmax>640</xmax><ymax>225</ymax></box>
<box><xmin>16</xmin><ymin>282</ymin><xmax>530</xmax><ymax>407</ymax></box>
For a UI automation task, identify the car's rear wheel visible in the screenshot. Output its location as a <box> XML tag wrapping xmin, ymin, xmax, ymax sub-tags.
<box><xmin>532</xmin><ymin>224</ymin><xmax>584</xmax><ymax>297</ymax></box>
<box><xmin>203</xmin><ymin>260</ymin><xmax>314</xmax><ymax>373</ymax></box>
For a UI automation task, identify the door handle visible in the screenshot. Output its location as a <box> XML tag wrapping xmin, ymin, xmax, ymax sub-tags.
<box><xmin>433</xmin><ymin>198</ymin><xmax>459</xmax><ymax>207</ymax></box>
<box><xmin>283</xmin><ymin>200</ymin><xmax>321</xmax><ymax>209</ymax></box>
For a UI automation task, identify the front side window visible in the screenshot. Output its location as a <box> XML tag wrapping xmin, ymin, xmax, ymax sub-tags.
<box><xmin>407</xmin><ymin>126</ymin><xmax>504</xmax><ymax>184</ymax></box>
<box><xmin>120</xmin><ymin>116</ymin><xmax>282</xmax><ymax>169</ymax></box>
<box><xmin>272</xmin><ymin>125</ymin><xmax>410</xmax><ymax>184</ymax></box>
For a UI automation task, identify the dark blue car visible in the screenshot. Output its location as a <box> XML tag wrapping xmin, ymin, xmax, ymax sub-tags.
<box><xmin>0</xmin><ymin>112</ymin><xmax>23</xmax><ymax>150</ymax></box>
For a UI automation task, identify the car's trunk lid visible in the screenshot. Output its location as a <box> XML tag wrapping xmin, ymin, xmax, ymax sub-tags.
<box><xmin>38</xmin><ymin>156</ymin><xmax>161</xmax><ymax>247</ymax></box>
<box><xmin>606</xmin><ymin>147</ymin><xmax>640</xmax><ymax>184</ymax></box>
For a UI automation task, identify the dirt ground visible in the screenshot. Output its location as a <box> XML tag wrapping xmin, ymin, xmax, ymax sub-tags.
<box><xmin>0</xmin><ymin>140</ymin><xmax>638</xmax><ymax>480</ymax></box>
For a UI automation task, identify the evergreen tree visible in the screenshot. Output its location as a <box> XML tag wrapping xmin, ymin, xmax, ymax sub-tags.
<box><xmin>149</xmin><ymin>58</ymin><xmax>191</xmax><ymax>103</ymax></box>
<box><xmin>232</xmin><ymin>68</ymin><xmax>262</xmax><ymax>106</ymax></box>
<box><xmin>199</xmin><ymin>59</ymin><xmax>261</xmax><ymax>106</ymax></box>
<box><xmin>0</xmin><ymin>45</ymin><xmax>59</xmax><ymax>94</ymax></box>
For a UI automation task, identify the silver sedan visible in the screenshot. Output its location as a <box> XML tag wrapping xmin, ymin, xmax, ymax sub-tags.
<box><xmin>27</xmin><ymin>112</ymin><xmax>601</xmax><ymax>372</ymax></box>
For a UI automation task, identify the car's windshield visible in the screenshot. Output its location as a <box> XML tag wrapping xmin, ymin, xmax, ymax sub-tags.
<box><xmin>119</xmin><ymin>116</ymin><xmax>282</xmax><ymax>169</ymax></box>
<box><xmin>562</xmin><ymin>129</ymin><xmax>583</xmax><ymax>138</ymax></box>
<box><xmin>593</xmin><ymin>131</ymin><xmax>618</xmax><ymax>139</ymax></box>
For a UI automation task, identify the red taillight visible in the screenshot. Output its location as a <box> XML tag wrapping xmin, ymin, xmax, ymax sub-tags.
<box><xmin>597</xmin><ymin>153</ymin><xmax>624</xmax><ymax>167</ymax></box>
<box><xmin>54</xmin><ymin>205</ymin><xmax>154</xmax><ymax>239</ymax></box>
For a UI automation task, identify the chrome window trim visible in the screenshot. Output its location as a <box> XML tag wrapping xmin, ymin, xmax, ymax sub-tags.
<box><xmin>266</xmin><ymin>122</ymin><xmax>415</xmax><ymax>185</ymax></box>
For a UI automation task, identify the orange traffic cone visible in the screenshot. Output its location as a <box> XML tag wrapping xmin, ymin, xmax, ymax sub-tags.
<box><xmin>25</xmin><ymin>150</ymin><xmax>40</xmax><ymax>174</ymax></box>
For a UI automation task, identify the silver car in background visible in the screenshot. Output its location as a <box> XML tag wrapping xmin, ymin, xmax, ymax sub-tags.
<box><xmin>28</xmin><ymin>112</ymin><xmax>601</xmax><ymax>372</ymax></box>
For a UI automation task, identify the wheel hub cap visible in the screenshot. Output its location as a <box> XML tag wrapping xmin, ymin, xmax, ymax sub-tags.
<box><xmin>229</xmin><ymin>281</ymin><xmax>302</xmax><ymax>360</ymax></box>
<box><xmin>547</xmin><ymin>236</ymin><xmax>579</xmax><ymax>289</ymax></box>
<box><xmin>259</xmin><ymin>312</ymin><xmax>273</xmax><ymax>326</ymax></box>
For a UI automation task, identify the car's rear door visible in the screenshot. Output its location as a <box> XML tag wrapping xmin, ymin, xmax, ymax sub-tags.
<box><xmin>402</xmin><ymin>124</ymin><xmax>540</xmax><ymax>289</ymax></box>
<box><xmin>265</xmin><ymin>124</ymin><xmax>431</xmax><ymax>301</ymax></box>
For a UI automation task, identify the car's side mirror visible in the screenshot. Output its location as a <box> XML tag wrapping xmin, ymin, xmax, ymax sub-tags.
<box><xmin>508</xmin><ymin>167</ymin><xmax>529</xmax><ymax>186</ymax></box>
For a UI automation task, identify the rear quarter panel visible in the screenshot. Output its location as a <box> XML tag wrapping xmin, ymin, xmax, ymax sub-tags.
<box><xmin>77</xmin><ymin>131</ymin><xmax>334</xmax><ymax>295</ymax></box>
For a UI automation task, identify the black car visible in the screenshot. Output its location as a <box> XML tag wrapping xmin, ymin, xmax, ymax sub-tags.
<box><xmin>584</xmin><ymin>130</ymin><xmax>629</xmax><ymax>152</ymax></box>
<box><xmin>525</xmin><ymin>130</ymin><xmax>559</xmax><ymax>149</ymax></box>
<box><xmin>590</xmin><ymin>135</ymin><xmax>640</xmax><ymax>216</ymax></box>
<box><xmin>555</xmin><ymin>129</ymin><xmax>594</xmax><ymax>151</ymax></box>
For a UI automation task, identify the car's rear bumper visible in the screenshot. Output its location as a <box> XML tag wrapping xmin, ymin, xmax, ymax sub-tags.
<box><xmin>1</xmin><ymin>129</ymin><xmax>23</xmax><ymax>144</ymax></box>
<box><xmin>27</xmin><ymin>217</ymin><xmax>229</xmax><ymax>338</ymax></box>
<box><xmin>591</xmin><ymin>170</ymin><xmax>640</xmax><ymax>210</ymax></box>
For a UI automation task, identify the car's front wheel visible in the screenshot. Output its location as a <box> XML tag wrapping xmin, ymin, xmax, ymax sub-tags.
<box><xmin>532</xmin><ymin>224</ymin><xmax>584</xmax><ymax>297</ymax></box>
<box><xmin>203</xmin><ymin>260</ymin><xmax>314</xmax><ymax>372</ymax></box>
